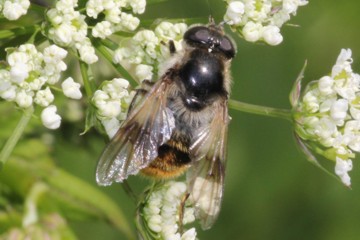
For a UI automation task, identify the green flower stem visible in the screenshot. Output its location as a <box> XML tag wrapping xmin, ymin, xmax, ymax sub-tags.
<box><xmin>99</xmin><ymin>38</ymin><xmax>119</xmax><ymax>51</ymax></box>
<box><xmin>93</xmin><ymin>39</ymin><xmax>138</xmax><ymax>86</ymax></box>
<box><xmin>79</xmin><ymin>60</ymin><xmax>95</xmax><ymax>97</ymax></box>
<box><xmin>228</xmin><ymin>99</ymin><xmax>292</xmax><ymax>121</ymax></box>
<box><xmin>27</xmin><ymin>25</ymin><xmax>41</xmax><ymax>44</ymax></box>
<box><xmin>0</xmin><ymin>26</ymin><xmax>37</xmax><ymax>39</ymax></box>
<box><xmin>0</xmin><ymin>106</ymin><xmax>34</xmax><ymax>170</ymax></box>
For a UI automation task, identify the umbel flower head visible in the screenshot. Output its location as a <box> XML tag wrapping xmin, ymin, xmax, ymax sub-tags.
<box><xmin>0</xmin><ymin>43</ymin><xmax>82</xmax><ymax>129</ymax></box>
<box><xmin>291</xmin><ymin>49</ymin><xmax>360</xmax><ymax>187</ymax></box>
<box><xmin>224</xmin><ymin>0</ymin><xmax>308</xmax><ymax>45</ymax></box>
<box><xmin>137</xmin><ymin>181</ymin><xmax>197</xmax><ymax>240</ymax></box>
<box><xmin>92</xmin><ymin>78</ymin><xmax>135</xmax><ymax>138</ymax></box>
<box><xmin>44</xmin><ymin>0</ymin><xmax>146</xmax><ymax>64</ymax></box>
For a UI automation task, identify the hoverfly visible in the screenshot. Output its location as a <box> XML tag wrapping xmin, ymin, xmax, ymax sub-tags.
<box><xmin>96</xmin><ymin>19</ymin><xmax>236</xmax><ymax>229</ymax></box>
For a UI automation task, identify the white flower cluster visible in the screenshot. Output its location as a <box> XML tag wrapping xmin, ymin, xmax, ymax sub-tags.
<box><xmin>46</xmin><ymin>0</ymin><xmax>146</xmax><ymax>64</ymax></box>
<box><xmin>0</xmin><ymin>0</ymin><xmax>30</xmax><ymax>20</ymax></box>
<box><xmin>0</xmin><ymin>44</ymin><xmax>82</xmax><ymax>129</ymax></box>
<box><xmin>224</xmin><ymin>0</ymin><xmax>308</xmax><ymax>45</ymax></box>
<box><xmin>113</xmin><ymin>21</ymin><xmax>188</xmax><ymax>82</ymax></box>
<box><xmin>86</xmin><ymin>0</ymin><xmax>144</xmax><ymax>39</ymax></box>
<box><xmin>142</xmin><ymin>181</ymin><xmax>197</xmax><ymax>240</ymax></box>
<box><xmin>92</xmin><ymin>78</ymin><xmax>135</xmax><ymax>138</ymax></box>
<box><xmin>294</xmin><ymin>49</ymin><xmax>360</xmax><ymax>186</ymax></box>
<box><xmin>46</xmin><ymin>0</ymin><xmax>98</xmax><ymax>64</ymax></box>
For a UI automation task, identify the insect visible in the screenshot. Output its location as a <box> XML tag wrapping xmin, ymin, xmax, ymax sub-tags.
<box><xmin>96</xmin><ymin>19</ymin><xmax>236</xmax><ymax>230</ymax></box>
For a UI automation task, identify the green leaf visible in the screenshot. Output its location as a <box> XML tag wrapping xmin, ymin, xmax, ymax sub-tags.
<box><xmin>0</xmin><ymin>139</ymin><xmax>135</xmax><ymax>239</ymax></box>
<box><xmin>44</xmin><ymin>168</ymin><xmax>135</xmax><ymax>239</ymax></box>
<box><xmin>82</xmin><ymin>105</ymin><xmax>97</xmax><ymax>135</ymax></box>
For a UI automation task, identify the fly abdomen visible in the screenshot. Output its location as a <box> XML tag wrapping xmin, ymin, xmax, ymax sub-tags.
<box><xmin>140</xmin><ymin>133</ymin><xmax>191</xmax><ymax>179</ymax></box>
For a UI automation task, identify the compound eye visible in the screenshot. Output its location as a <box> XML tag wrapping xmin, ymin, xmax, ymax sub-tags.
<box><xmin>220</xmin><ymin>36</ymin><xmax>235</xmax><ymax>58</ymax></box>
<box><xmin>194</xmin><ymin>28</ymin><xmax>210</xmax><ymax>43</ymax></box>
<box><xmin>184</xmin><ymin>26</ymin><xmax>210</xmax><ymax>45</ymax></box>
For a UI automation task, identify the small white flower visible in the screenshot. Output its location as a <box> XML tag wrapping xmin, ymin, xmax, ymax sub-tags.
<box><xmin>135</xmin><ymin>64</ymin><xmax>153</xmax><ymax>81</ymax></box>
<box><xmin>105</xmin><ymin>7</ymin><xmax>121</xmax><ymax>23</ymax></box>
<box><xmin>41</xmin><ymin>105</ymin><xmax>62</xmax><ymax>129</ymax></box>
<box><xmin>52</xmin><ymin>23</ymin><xmax>75</xmax><ymax>46</ymax></box>
<box><xmin>130</xmin><ymin>0</ymin><xmax>146</xmax><ymax>14</ymax></box>
<box><xmin>313</xmin><ymin>117</ymin><xmax>337</xmax><ymax>146</ymax></box>
<box><xmin>0</xmin><ymin>70</ymin><xmax>11</xmax><ymax>90</ymax></box>
<box><xmin>262</xmin><ymin>25</ymin><xmax>283</xmax><ymax>46</ymax></box>
<box><xmin>224</xmin><ymin>1</ymin><xmax>245</xmax><ymax>25</ymax></box>
<box><xmin>34</xmin><ymin>87</ymin><xmax>55</xmax><ymax>107</ymax></box>
<box><xmin>15</xmin><ymin>90</ymin><xmax>33</xmax><ymax>108</ymax></box>
<box><xmin>118</xmin><ymin>12</ymin><xmax>140</xmax><ymax>31</ymax></box>
<box><xmin>335</xmin><ymin>157</ymin><xmax>353</xmax><ymax>186</ymax></box>
<box><xmin>61</xmin><ymin>77</ymin><xmax>82</xmax><ymax>99</ymax></box>
<box><xmin>85</xmin><ymin>0</ymin><xmax>104</xmax><ymax>18</ymax></box>
<box><xmin>43</xmin><ymin>45</ymin><xmax>68</xmax><ymax>64</ymax></box>
<box><xmin>183</xmin><ymin>208</ymin><xmax>195</xmax><ymax>225</ymax></box>
<box><xmin>92</xmin><ymin>21</ymin><xmax>113</xmax><ymax>39</ymax></box>
<box><xmin>330</xmin><ymin>99</ymin><xmax>348</xmax><ymax>124</ymax></box>
<box><xmin>318</xmin><ymin>76</ymin><xmax>334</xmax><ymax>95</ymax></box>
<box><xmin>2</xmin><ymin>0</ymin><xmax>30</xmax><ymax>20</ymax></box>
<box><xmin>148</xmin><ymin>215</ymin><xmax>163</xmax><ymax>233</ymax></box>
<box><xmin>332</xmin><ymin>49</ymin><xmax>353</xmax><ymax>78</ymax></box>
<box><xmin>10</xmin><ymin>62</ymin><xmax>29</xmax><ymax>83</ymax></box>
<box><xmin>7</xmin><ymin>51</ymin><xmax>29</xmax><ymax>67</ymax></box>
<box><xmin>93</xmin><ymin>90</ymin><xmax>120</xmax><ymax>118</ymax></box>
<box><xmin>242</xmin><ymin>21</ymin><xmax>262</xmax><ymax>42</ymax></box>
<box><xmin>303</xmin><ymin>90</ymin><xmax>320</xmax><ymax>113</ymax></box>
<box><xmin>1</xmin><ymin>85</ymin><xmax>17</xmax><ymax>101</ymax></box>
<box><xmin>78</xmin><ymin>43</ymin><xmax>98</xmax><ymax>64</ymax></box>
<box><xmin>181</xmin><ymin>228</ymin><xmax>197</xmax><ymax>240</ymax></box>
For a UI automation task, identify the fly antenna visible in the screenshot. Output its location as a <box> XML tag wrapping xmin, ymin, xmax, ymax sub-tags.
<box><xmin>206</xmin><ymin>0</ymin><xmax>214</xmax><ymax>24</ymax></box>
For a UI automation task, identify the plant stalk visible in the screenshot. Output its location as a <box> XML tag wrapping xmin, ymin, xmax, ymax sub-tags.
<box><xmin>0</xmin><ymin>106</ymin><xmax>34</xmax><ymax>170</ymax></box>
<box><xmin>228</xmin><ymin>99</ymin><xmax>292</xmax><ymax>121</ymax></box>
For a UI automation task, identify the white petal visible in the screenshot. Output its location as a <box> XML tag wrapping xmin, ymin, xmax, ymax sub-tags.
<box><xmin>242</xmin><ymin>21</ymin><xmax>262</xmax><ymax>42</ymax></box>
<box><xmin>330</xmin><ymin>99</ymin><xmax>348</xmax><ymax>122</ymax></box>
<box><xmin>262</xmin><ymin>25</ymin><xmax>283</xmax><ymax>46</ymax></box>
<box><xmin>41</xmin><ymin>105</ymin><xmax>61</xmax><ymax>129</ymax></box>
<box><xmin>10</xmin><ymin>62</ymin><xmax>29</xmax><ymax>83</ymax></box>
<box><xmin>61</xmin><ymin>77</ymin><xmax>82</xmax><ymax>99</ymax></box>
<box><xmin>181</xmin><ymin>228</ymin><xmax>197</xmax><ymax>240</ymax></box>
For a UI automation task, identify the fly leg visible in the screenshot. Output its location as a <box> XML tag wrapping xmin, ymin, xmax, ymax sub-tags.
<box><xmin>178</xmin><ymin>192</ymin><xmax>190</xmax><ymax>234</ymax></box>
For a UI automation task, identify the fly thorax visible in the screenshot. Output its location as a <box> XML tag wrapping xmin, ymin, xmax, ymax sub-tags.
<box><xmin>179</xmin><ymin>49</ymin><xmax>226</xmax><ymax>111</ymax></box>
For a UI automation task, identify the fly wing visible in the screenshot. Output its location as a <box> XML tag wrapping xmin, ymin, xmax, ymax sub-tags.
<box><xmin>96</xmin><ymin>79</ymin><xmax>176</xmax><ymax>186</ymax></box>
<box><xmin>187</xmin><ymin>100</ymin><xmax>230</xmax><ymax>230</ymax></box>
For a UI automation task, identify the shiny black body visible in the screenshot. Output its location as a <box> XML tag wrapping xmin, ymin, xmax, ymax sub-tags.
<box><xmin>177</xmin><ymin>25</ymin><xmax>235</xmax><ymax>111</ymax></box>
<box><xmin>179</xmin><ymin>49</ymin><xmax>226</xmax><ymax>111</ymax></box>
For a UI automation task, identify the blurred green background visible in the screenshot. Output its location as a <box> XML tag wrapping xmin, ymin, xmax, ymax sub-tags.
<box><xmin>3</xmin><ymin>0</ymin><xmax>360</xmax><ymax>239</ymax></box>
